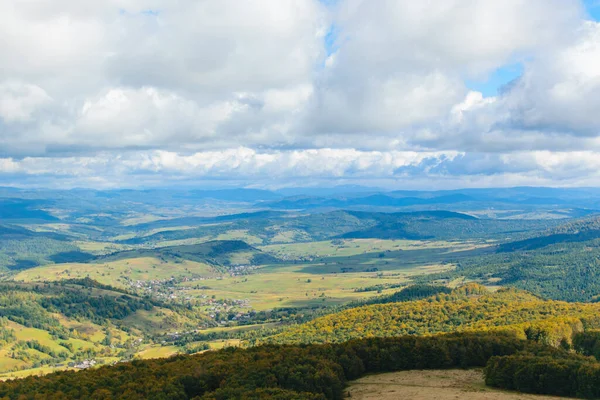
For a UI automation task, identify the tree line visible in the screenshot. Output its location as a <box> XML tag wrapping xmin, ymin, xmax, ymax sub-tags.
<box><xmin>0</xmin><ymin>331</ymin><xmax>539</xmax><ymax>399</ymax></box>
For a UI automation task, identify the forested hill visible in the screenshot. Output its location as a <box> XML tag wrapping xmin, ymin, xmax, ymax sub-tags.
<box><xmin>119</xmin><ymin>209</ymin><xmax>558</xmax><ymax>246</ymax></box>
<box><xmin>498</xmin><ymin>215</ymin><xmax>600</xmax><ymax>252</ymax></box>
<box><xmin>5</xmin><ymin>327</ymin><xmax>600</xmax><ymax>399</ymax></box>
<box><xmin>268</xmin><ymin>284</ymin><xmax>600</xmax><ymax>345</ymax></box>
<box><xmin>0</xmin><ymin>280</ymin><xmax>206</xmax><ymax>373</ymax></box>
<box><xmin>97</xmin><ymin>240</ymin><xmax>279</xmax><ymax>268</ymax></box>
<box><xmin>0</xmin><ymin>332</ymin><xmax>555</xmax><ymax>399</ymax></box>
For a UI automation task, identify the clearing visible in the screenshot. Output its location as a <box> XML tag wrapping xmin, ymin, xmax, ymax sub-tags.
<box><xmin>346</xmin><ymin>369</ymin><xmax>567</xmax><ymax>400</ymax></box>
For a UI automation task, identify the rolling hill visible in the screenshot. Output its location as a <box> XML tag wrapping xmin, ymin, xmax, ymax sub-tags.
<box><xmin>0</xmin><ymin>279</ymin><xmax>205</xmax><ymax>375</ymax></box>
<box><xmin>268</xmin><ymin>284</ymin><xmax>600</xmax><ymax>345</ymax></box>
<box><xmin>119</xmin><ymin>209</ymin><xmax>557</xmax><ymax>246</ymax></box>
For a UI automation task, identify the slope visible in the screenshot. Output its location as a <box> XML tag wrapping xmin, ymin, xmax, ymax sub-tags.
<box><xmin>268</xmin><ymin>284</ymin><xmax>600</xmax><ymax>345</ymax></box>
<box><xmin>0</xmin><ymin>279</ymin><xmax>205</xmax><ymax>375</ymax></box>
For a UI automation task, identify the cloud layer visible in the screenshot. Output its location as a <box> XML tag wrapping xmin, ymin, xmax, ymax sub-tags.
<box><xmin>1</xmin><ymin>0</ymin><xmax>599</xmax><ymax>188</ymax></box>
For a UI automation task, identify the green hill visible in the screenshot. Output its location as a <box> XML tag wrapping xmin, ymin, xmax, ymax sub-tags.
<box><xmin>97</xmin><ymin>240</ymin><xmax>279</xmax><ymax>271</ymax></box>
<box><xmin>0</xmin><ymin>225</ymin><xmax>91</xmax><ymax>271</ymax></box>
<box><xmin>0</xmin><ymin>280</ymin><xmax>205</xmax><ymax>375</ymax></box>
<box><xmin>121</xmin><ymin>209</ymin><xmax>557</xmax><ymax>246</ymax></box>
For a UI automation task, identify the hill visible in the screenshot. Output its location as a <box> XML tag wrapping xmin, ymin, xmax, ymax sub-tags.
<box><xmin>13</xmin><ymin>240</ymin><xmax>278</xmax><ymax>291</ymax></box>
<box><xmin>498</xmin><ymin>215</ymin><xmax>600</xmax><ymax>252</ymax></box>
<box><xmin>121</xmin><ymin>209</ymin><xmax>556</xmax><ymax>246</ymax></box>
<box><xmin>2</xmin><ymin>330</ymin><xmax>600</xmax><ymax>399</ymax></box>
<box><xmin>268</xmin><ymin>284</ymin><xmax>600</xmax><ymax>345</ymax></box>
<box><xmin>0</xmin><ymin>199</ymin><xmax>58</xmax><ymax>222</ymax></box>
<box><xmin>97</xmin><ymin>240</ymin><xmax>279</xmax><ymax>271</ymax></box>
<box><xmin>443</xmin><ymin>217</ymin><xmax>600</xmax><ymax>302</ymax></box>
<box><xmin>0</xmin><ymin>225</ymin><xmax>92</xmax><ymax>271</ymax></box>
<box><xmin>0</xmin><ymin>279</ymin><xmax>205</xmax><ymax>375</ymax></box>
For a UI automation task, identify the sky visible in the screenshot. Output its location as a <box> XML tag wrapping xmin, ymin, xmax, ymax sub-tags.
<box><xmin>1</xmin><ymin>0</ymin><xmax>600</xmax><ymax>189</ymax></box>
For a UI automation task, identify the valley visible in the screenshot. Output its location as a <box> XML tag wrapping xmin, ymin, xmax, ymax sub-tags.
<box><xmin>3</xmin><ymin>187</ymin><xmax>600</xmax><ymax>398</ymax></box>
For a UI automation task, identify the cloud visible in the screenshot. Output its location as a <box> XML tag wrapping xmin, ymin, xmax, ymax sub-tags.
<box><xmin>0</xmin><ymin>82</ymin><xmax>52</xmax><ymax>123</ymax></box>
<box><xmin>3</xmin><ymin>148</ymin><xmax>600</xmax><ymax>189</ymax></box>
<box><xmin>0</xmin><ymin>0</ymin><xmax>599</xmax><ymax>187</ymax></box>
<box><xmin>304</xmin><ymin>0</ymin><xmax>584</xmax><ymax>138</ymax></box>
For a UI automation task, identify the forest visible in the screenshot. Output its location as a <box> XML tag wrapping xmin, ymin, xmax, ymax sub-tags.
<box><xmin>3</xmin><ymin>330</ymin><xmax>600</xmax><ymax>399</ymax></box>
<box><xmin>269</xmin><ymin>284</ymin><xmax>600</xmax><ymax>345</ymax></box>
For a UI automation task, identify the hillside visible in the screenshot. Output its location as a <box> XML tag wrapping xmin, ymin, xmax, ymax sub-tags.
<box><xmin>0</xmin><ymin>200</ymin><xmax>58</xmax><ymax>222</ymax></box>
<box><xmin>498</xmin><ymin>215</ymin><xmax>600</xmax><ymax>252</ymax></box>
<box><xmin>0</xmin><ymin>225</ymin><xmax>90</xmax><ymax>271</ymax></box>
<box><xmin>0</xmin><ymin>280</ymin><xmax>204</xmax><ymax>376</ymax></box>
<box><xmin>449</xmin><ymin>233</ymin><xmax>600</xmax><ymax>302</ymax></box>
<box><xmin>97</xmin><ymin>240</ymin><xmax>279</xmax><ymax>270</ymax></box>
<box><xmin>120</xmin><ymin>209</ymin><xmax>557</xmax><ymax>246</ymax></box>
<box><xmin>3</xmin><ymin>330</ymin><xmax>600</xmax><ymax>399</ymax></box>
<box><xmin>268</xmin><ymin>284</ymin><xmax>600</xmax><ymax>345</ymax></box>
<box><xmin>13</xmin><ymin>240</ymin><xmax>277</xmax><ymax>295</ymax></box>
<box><xmin>0</xmin><ymin>332</ymin><xmax>552</xmax><ymax>399</ymax></box>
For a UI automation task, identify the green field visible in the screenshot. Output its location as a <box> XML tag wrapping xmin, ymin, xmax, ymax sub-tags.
<box><xmin>260</xmin><ymin>238</ymin><xmax>471</xmax><ymax>258</ymax></box>
<box><xmin>14</xmin><ymin>257</ymin><xmax>218</xmax><ymax>288</ymax></box>
<box><xmin>180</xmin><ymin>263</ymin><xmax>452</xmax><ymax>310</ymax></box>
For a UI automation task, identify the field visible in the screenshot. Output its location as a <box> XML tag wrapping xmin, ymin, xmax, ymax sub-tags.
<box><xmin>13</xmin><ymin>238</ymin><xmax>464</xmax><ymax>311</ymax></box>
<box><xmin>14</xmin><ymin>257</ymin><xmax>217</xmax><ymax>288</ymax></box>
<box><xmin>260</xmin><ymin>238</ymin><xmax>476</xmax><ymax>259</ymax></box>
<box><xmin>346</xmin><ymin>370</ymin><xmax>566</xmax><ymax>400</ymax></box>
<box><xmin>180</xmin><ymin>263</ymin><xmax>452</xmax><ymax>310</ymax></box>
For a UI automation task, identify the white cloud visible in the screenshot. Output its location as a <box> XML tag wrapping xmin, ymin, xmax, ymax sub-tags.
<box><xmin>0</xmin><ymin>1</ymin><xmax>600</xmax><ymax>187</ymax></box>
<box><xmin>0</xmin><ymin>82</ymin><xmax>52</xmax><ymax>122</ymax></box>
<box><xmin>2</xmin><ymin>148</ymin><xmax>600</xmax><ymax>189</ymax></box>
<box><xmin>304</xmin><ymin>0</ymin><xmax>584</xmax><ymax>138</ymax></box>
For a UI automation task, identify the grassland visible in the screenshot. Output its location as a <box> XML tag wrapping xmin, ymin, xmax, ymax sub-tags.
<box><xmin>346</xmin><ymin>370</ymin><xmax>565</xmax><ymax>400</ymax></box>
<box><xmin>259</xmin><ymin>238</ymin><xmax>473</xmax><ymax>259</ymax></box>
<box><xmin>14</xmin><ymin>238</ymin><xmax>467</xmax><ymax>312</ymax></box>
<box><xmin>14</xmin><ymin>257</ymin><xmax>217</xmax><ymax>288</ymax></box>
<box><xmin>180</xmin><ymin>263</ymin><xmax>452</xmax><ymax>310</ymax></box>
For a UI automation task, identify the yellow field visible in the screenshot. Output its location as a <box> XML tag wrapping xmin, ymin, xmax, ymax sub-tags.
<box><xmin>181</xmin><ymin>263</ymin><xmax>452</xmax><ymax>310</ymax></box>
<box><xmin>136</xmin><ymin>345</ymin><xmax>180</xmax><ymax>360</ymax></box>
<box><xmin>0</xmin><ymin>365</ymin><xmax>73</xmax><ymax>381</ymax></box>
<box><xmin>75</xmin><ymin>241</ymin><xmax>131</xmax><ymax>254</ymax></box>
<box><xmin>347</xmin><ymin>369</ymin><xmax>565</xmax><ymax>400</ymax></box>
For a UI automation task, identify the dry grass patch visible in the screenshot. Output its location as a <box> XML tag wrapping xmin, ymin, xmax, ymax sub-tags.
<box><xmin>346</xmin><ymin>369</ymin><xmax>567</xmax><ymax>400</ymax></box>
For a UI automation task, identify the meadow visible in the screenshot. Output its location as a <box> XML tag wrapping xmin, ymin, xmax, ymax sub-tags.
<box><xmin>180</xmin><ymin>263</ymin><xmax>452</xmax><ymax>310</ymax></box>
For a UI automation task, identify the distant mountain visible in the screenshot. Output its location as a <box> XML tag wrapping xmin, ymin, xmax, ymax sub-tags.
<box><xmin>184</xmin><ymin>189</ymin><xmax>282</xmax><ymax>202</ymax></box>
<box><xmin>498</xmin><ymin>215</ymin><xmax>600</xmax><ymax>252</ymax></box>
<box><xmin>131</xmin><ymin>210</ymin><xmax>288</xmax><ymax>230</ymax></box>
<box><xmin>263</xmin><ymin>193</ymin><xmax>475</xmax><ymax>209</ymax></box>
<box><xmin>275</xmin><ymin>185</ymin><xmax>382</xmax><ymax>197</ymax></box>
<box><xmin>98</xmin><ymin>240</ymin><xmax>280</xmax><ymax>268</ymax></box>
<box><xmin>259</xmin><ymin>187</ymin><xmax>600</xmax><ymax>212</ymax></box>
<box><xmin>0</xmin><ymin>199</ymin><xmax>58</xmax><ymax>221</ymax></box>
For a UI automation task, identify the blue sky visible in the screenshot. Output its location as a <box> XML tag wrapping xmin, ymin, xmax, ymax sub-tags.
<box><xmin>322</xmin><ymin>1</ymin><xmax>600</xmax><ymax>99</ymax></box>
<box><xmin>465</xmin><ymin>1</ymin><xmax>600</xmax><ymax>97</ymax></box>
<box><xmin>466</xmin><ymin>63</ymin><xmax>524</xmax><ymax>97</ymax></box>
<box><xmin>586</xmin><ymin>0</ymin><xmax>600</xmax><ymax>20</ymax></box>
